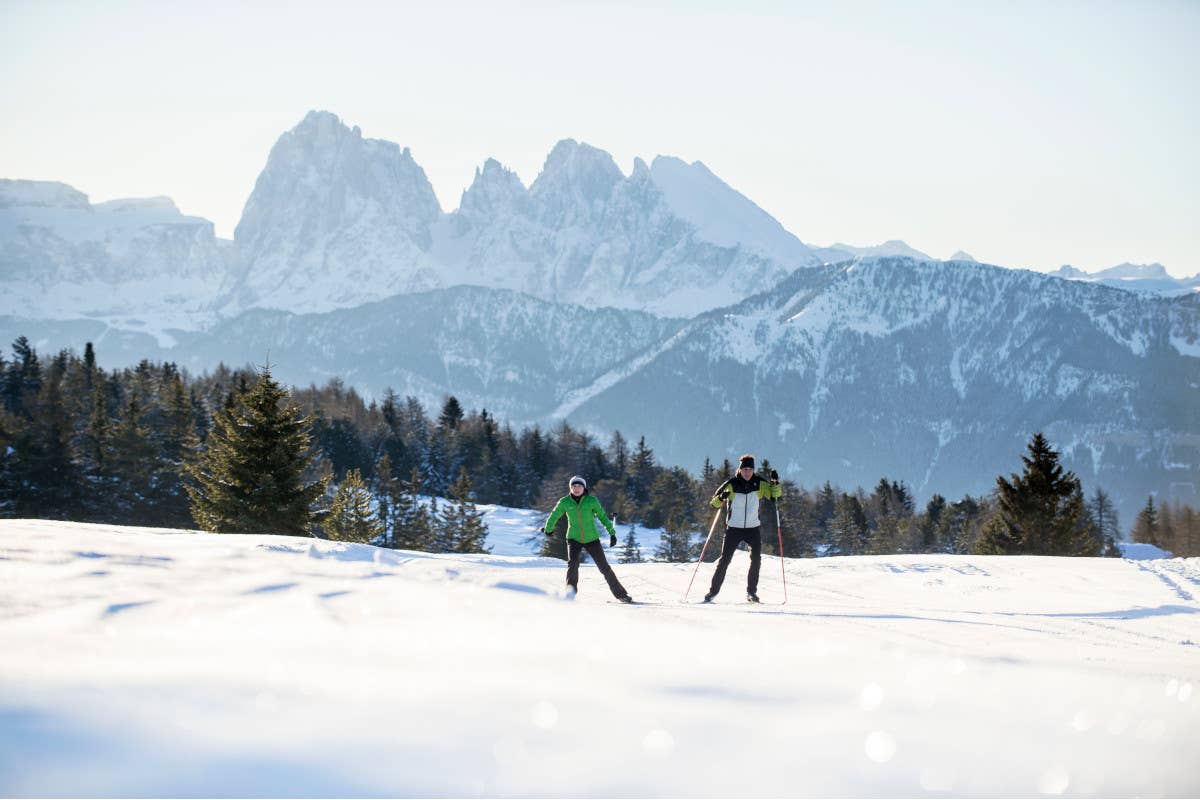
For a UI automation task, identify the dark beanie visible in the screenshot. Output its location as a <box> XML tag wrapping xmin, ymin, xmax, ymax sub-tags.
<box><xmin>739</xmin><ymin>454</ymin><xmax>755</xmax><ymax>470</ymax></box>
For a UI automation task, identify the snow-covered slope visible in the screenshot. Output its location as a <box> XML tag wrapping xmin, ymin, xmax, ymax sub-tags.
<box><xmin>5</xmin><ymin>257</ymin><xmax>1192</xmax><ymax>524</ymax></box>
<box><xmin>647</xmin><ymin>155</ymin><xmax>814</xmax><ymax>266</ymax></box>
<box><xmin>0</xmin><ymin>179</ymin><xmax>235</xmax><ymax>340</ymax></box>
<box><xmin>1</xmin><ymin>520</ymin><xmax>1197</xmax><ymax>796</ymax></box>
<box><xmin>563</xmin><ymin>257</ymin><xmax>1200</xmax><ymax>522</ymax></box>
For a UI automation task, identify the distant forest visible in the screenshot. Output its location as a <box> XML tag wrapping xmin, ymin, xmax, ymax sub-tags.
<box><xmin>1</xmin><ymin>337</ymin><xmax>1195</xmax><ymax>559</ymax></box>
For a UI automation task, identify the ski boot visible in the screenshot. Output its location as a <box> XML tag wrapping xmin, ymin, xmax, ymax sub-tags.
<box><xmin>747</xmin><ymin>593</ymin><xmax>760</xmax><ymax>603</ymax></box>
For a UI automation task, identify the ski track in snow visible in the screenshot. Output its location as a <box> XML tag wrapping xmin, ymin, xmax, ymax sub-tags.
<box><xmin>1</xmin><ymin>519</ymin><xmax>1199</xmax><ymax>797</ymax></box>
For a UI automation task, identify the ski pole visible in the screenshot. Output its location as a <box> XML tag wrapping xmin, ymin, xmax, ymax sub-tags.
<box><xmin>683</xmin><ymin>503</ymin><xmax>724</xmax><ymax>602</ymax></box>
<box><xmin>776</xmin><ymin>494</ymin><xmax>787</xmax><ymax>605</ymax></box>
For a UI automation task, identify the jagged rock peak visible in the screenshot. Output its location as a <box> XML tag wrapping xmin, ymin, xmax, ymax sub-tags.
<box><xmin>534</xmin><ymin>139</ymin><xmax>623</xmax><ymax>187</ymax></box>
<box><xmin>459</xmin><ymin>157</ymin><xmax>527</xmax><ymax>217</ymax></box>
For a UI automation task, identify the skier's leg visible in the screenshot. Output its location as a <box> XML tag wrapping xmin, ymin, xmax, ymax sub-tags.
<box><xmin>747</xmin><ymin>527</ymin><xmax>763</xmax><ymax>595</ymax></box>
<box><xmin>585</xmin><ymin>540</ymin><xmax>630</xmax><ymax>599</ymax></box>
<box><xmin>707</xmin><ymin>530</ymin><xmax>739</xmax><ymax>596</ymax></box>
<box><xmin>566</xmin><ymin>540</ymin><xmax>583</xmax><ymax>591</ymax></box>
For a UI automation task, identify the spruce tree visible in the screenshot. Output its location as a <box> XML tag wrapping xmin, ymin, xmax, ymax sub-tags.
<box><xmin>1087</xmin><ymin>487</ymin><xmax>1121</xmax><ymax>557</ymax></box>
<box><xmin>1131</xmin><ymin>495</ymin><xmax>1160</xmax><ymax>548</ymax></box>
<box><xmin>373</xmin><ymin>453</ymin><xmax>397</xmax><ymax>545</ymax></box>
<box><xmin>980</xmin><ymin>433</ymin><xmax>1090</xmax><ymax>555</ymax></box>
<box><xmin>392</xmin><ymin>467</ymin><xmax>434</xmax><ymax>551</ymax></box>
<box><xmin>187</xmin><ymin>365</ymin><xmax>326</xmax><ymax>535</ymax></box>
<box><xmin>6</xmin><ymin>363</ymin><xmax>80</xmax><ymax>518</ymax></box>
<box><xmin>829</xmin><ymin>494</ymin><xmax>868</xmax><ymax>555</ymax></box>
<box><xmin>438</xmin><ymin>395</ymin><xmax>464</xmax><ymax>430</ymax></box>
<box><xmin>438</xmin><ymin>469</ymin><xmax>490</xmax><ymax>553</ymax></box>
<box><xmin>323</xmin><ymin>468</ymin><xmax>383</xmax><ymax>544</ymax></box>
<box><xmin>1158</xmin><ymin>500</ymin><xmax>1177</xmax><ymax>555</ymax></box>
<box><xmin>108</xmin><ymin>397</ymin><xmax>157</xmax><ymax>522</ymax></box>
<box><xmin>627</xmin><ymin>436</ymin><xmax>656</xmax><ymax>507</ymax></box>
<box><xmin>619</xmin><ymin>523</ymin><xmax>645</xmax><ymax>564</ymax></box>
<box><xmin>920</xmin><ymin>494</ymin><xmax>947</xmax><ymax>552</ymax></box>
<box><xmin>654</xmin><ymin>515</ymin><xmax>696</xmax><ymax>562</ymax></box>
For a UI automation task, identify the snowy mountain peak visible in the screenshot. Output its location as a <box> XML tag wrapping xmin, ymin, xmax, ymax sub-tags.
<box><xmin>0</xmin><ymin>179</ymin><xmax>90</xmax><ymax>210</ymax></box>
<box><xmin>1101</xmin><ymin>262</ymin><xmax>1171</xmax><ymax>280</ymax></box>
<box><xmin>458</xmin><ymin>157</ymin><xmax>527</xmax><ymax>220</ymax></box>
<box><xmin>647</xmin><ymin>155</ymin><xmax>816</xmax><ymax>266</ymax></box>
<box><xmin>532</xmin><ymin>139</ymin><xmax>623</xmax><ymax>196</ymax></box>
<box><xmin>949</xmin><ymin>250</ymin><xmax>977</xmax><ymax>262</ymax></box>
<box><xmin>839</xmin><ymin>240</ymin><xmax>932</xmax><ymax>260</ymax></box>
<box><xmin>1050</xmin><ymin>262</ymin><xmax>1191</xmax><ymax>295</ymax></box>
<box><xmin>528</xmin><ymin>139</ymin><xmax>624</xmax><ymax>228</ymax></box>
<box><xmin>225</xmin><ymin>111</ymin><xmax>444</xmax><ymax>313</ymax></box>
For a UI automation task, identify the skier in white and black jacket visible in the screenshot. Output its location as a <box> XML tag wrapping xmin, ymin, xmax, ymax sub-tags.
<box><xmin>704</xmin><ymin>454</ymin><xmax>781</xmax><ymax>603</ymax></box>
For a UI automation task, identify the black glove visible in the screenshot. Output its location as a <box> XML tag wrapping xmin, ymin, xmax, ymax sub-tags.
<box><xmin>543</xmin><ymin>528</ymin><xmax>553</xmax><ymax>537</ymax></box>
<box><xmin>610</xmin><ymin>533</ymin><xmax>617</xmax><ymax>547</ymax></box>
<box><xmin>770</xmin><ymin>469</ymin><xmax>779</xmax><ymax>484</ymax></box>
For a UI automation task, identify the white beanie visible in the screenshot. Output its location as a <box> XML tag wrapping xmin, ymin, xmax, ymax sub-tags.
<box><xmin>569</xmin><ymin>475</ymin><xmax>587</xmax><ymax>489</ymax></box>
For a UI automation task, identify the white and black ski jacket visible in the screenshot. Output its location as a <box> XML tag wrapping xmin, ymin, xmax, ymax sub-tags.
<box><xmin>711</xmin><ymin>474</ymin><xmax>782</xmax><ymax>529</ymax></box>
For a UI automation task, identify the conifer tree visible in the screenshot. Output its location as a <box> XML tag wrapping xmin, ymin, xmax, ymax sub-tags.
<box><xmin>1172</xmin><ymin>502</ymin><xmax>1198</xmax><ymax>557</ymax></box>
<box><xmin>1087</xmin><ymin>487</ymin><xmax>1121</xmax><ymax>557</ymax></box>
<box><xmin>654</xmin><ymin>515</ymin><xmax>696</xmax><ymax>562</ymax></box>
<box><xmin>619</xmin><ymin>523</ymin><xmax>645</xmax><ymax>563</ymax></box>
<box><xmin>392</xmin><ymin>467</ymin><xmax>434</xmax><ymax>551</ymax></box>
<box><xmin>438</xmin><ymin>395</ymin><xmax>464</xmax><ymax>430</ymax></box>
<box><xmin>920</xmin><ymin>494</ymin><xmax>947</xmax><ymax>552</ymax></box>
<box><xmin>1158</xmin><ymin>500</ymin><xmax>1177</xmax><ymax>555</ymax></box>
<box><xmin>82</xmin><ymin>381</ymin><xmax>111</xmax><ymax>483</ymax></box>
<box><xmin>438</xmin><ymin>469</ymin><xmax>490</xmax><ymax>553</ymax></box>
<box><xmin>323</xmin><ymin>468</ymin><xmax>382</xmax><ymax>543</ymax></box>
<box><xmin>5</xmin><ymin>361</ymin><xmax>80</xmax><ymax>518</ymax></box>
<box><xmin>829</xmin><ymin>494</ymin><xmax>868</xmax><ymax>555</ymax></box>
<box><xmin>608</xmin><ymin>431</ymin><xmax>629</xmax><ymax>479</ymax></box>
<box><xmin>373</xmin><ymin>453</ymin><xmax>397</xmax><ymax>545</ymax></box>
<box><xmin>627</xmin><ymin>436</ymin><xmax>656</xmax><ymax>507</ymax></box>
<box><xmin>980</xmin><ymin>433</ymin><xmax>1090</xmax><ymax>555</ymax></box>
<box><xmin>187</xmin><ymin>365</ymin><xmax>326</xmax><ymax>535</ymax></box>
<box><xmin>1131</xmin><ymin>495</ymin><xmax>1160</xmax><ymax>548</ymax></box>
<box><xmin>108</xmin><ymin>397</ymin><xmax>158</xmax><ymax>521</ymax></box>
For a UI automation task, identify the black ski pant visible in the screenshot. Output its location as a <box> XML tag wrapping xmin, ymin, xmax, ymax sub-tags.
<box><xmin>566</xmin><ymin>539</ymin><xmax>629</xmax><ymax>599</ymax></box>
<box><xmin>708</xmin><ymin>526</ymin><xmax>762</xmax><ymax>597</ymax></box>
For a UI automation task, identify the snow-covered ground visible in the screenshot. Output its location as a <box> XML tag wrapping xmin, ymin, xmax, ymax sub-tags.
<box><xmin>2</xmin><ymin>519</ymin><xmax>1198</xmax><ymax>797</ymax></box>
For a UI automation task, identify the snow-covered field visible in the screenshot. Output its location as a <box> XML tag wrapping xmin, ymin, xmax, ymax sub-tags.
<box><xmin>2</xmin><ymin>518</ymin><xmax>1198</xmax><ymax>797</ymax></box>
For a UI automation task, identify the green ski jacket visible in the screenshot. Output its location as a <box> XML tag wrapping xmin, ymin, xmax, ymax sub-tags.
<box><xmin>544</xmin><ymin>494</ymin><xmax>616</xmax><ymax>544</ymax></box>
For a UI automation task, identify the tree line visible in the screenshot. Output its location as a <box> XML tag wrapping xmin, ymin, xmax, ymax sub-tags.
<box><xmin>1</xmin><ymin>338</ymin><xmax>1192</xmax><ymax>560</ymax></box>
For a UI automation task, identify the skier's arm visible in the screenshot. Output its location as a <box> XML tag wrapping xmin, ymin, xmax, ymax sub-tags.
<box><xmin>593</xmin><ymin>500</ymin><xmax>617</xmax><ymax>537</ymax></box>
<box><xmin>710</xmin><ymin>479</ymin><xmax>732</xmax><ymax>508</ymax></box>
<box><xmin>758</xmin><ymin>478</ymin><xmax>782</xmax><ymax>501</ymax></box>
<box><xmin>544</xmin><ymin>499</ymin><xmax>567</xmax><ymax>535</ymax></box>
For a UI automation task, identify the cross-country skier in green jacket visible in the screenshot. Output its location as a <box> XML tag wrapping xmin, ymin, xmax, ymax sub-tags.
<box><xmin>704</xmin><ymin>454</ymin><xmax>781</xmax><ymax>603</ymax></box>
<box><xmin>544</xmin><ymin>476</ymin><xmax>633</xmax><ymax>602</ymax></box>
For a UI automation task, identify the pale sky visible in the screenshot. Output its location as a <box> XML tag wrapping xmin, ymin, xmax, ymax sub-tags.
<box><xmin>2</xmin><ymin>0</ymin><xmax>1197</xmax><ymax>276</ymax></box>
